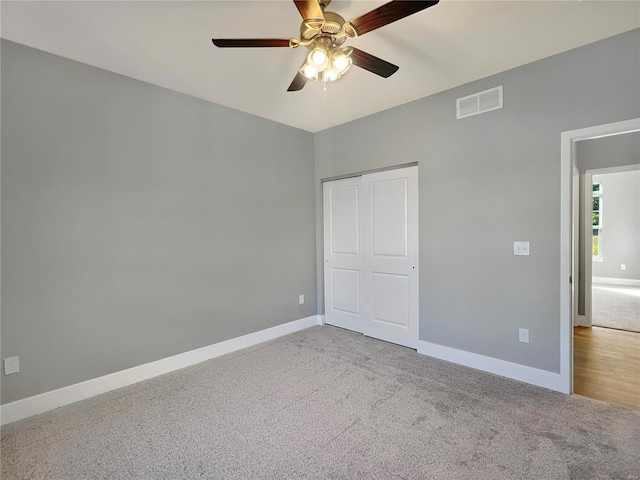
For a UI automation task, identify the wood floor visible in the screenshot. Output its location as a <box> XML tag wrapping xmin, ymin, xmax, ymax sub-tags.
<box><xmin>574</xmin><ymin>326</ymin><xmax>640</xmax><ymax>410</ymax></box>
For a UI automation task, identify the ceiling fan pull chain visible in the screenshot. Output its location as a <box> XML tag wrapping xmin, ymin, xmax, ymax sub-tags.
<box><xmin>323</xmin><ymin>81</ymin><xmax>328</xmax><ymax>97</ymax></box>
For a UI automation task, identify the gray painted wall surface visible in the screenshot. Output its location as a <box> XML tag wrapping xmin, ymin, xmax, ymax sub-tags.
<box><xmin>577</xmin><ymin>131</ymin><xmax>640</xmax><ymax>171</ymax></box>
<box><xmin>315</xmin><ymin>29</ymin><xmax>640</xmax><ymax>373</ymax></box>
<box><xmin>592</xmin><ymin>170</ymin><xmax>640</xmax><ymax>280</ymax></box>
<box><xmin>1</xmin><ymin>40</ymin><xmax>317</xmax><ymax>404</ymax></box>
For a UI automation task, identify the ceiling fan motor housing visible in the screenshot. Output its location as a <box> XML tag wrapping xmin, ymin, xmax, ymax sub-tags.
<box><xmin>300</xmin><ymin>11</ymin><xmax>347</xmax><ymax>47</ymax></box>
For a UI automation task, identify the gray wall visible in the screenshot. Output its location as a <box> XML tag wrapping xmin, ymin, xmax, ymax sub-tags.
<box><xmin>315</xmin><ymin>29</ymin><xmax>640</xmax><ymax>373</ymax></box>
<box><xmin>592</xmin><ymin>170</ymin><xmax>640</xmax><ymax>280</ymax></box>
<box><xmin>1</xmin><ymin>40</ymin><xmax>317</xmax><ymax>404</ymax></box>
<box><xmin>577</xmin><ymin>131</ymin><xmax>640</xmax><ymax>171</ymax></box>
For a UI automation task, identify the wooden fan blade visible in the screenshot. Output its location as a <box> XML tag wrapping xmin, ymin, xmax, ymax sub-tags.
<box><xmin>293</xmin><ymin>0</ymin><xmax>325</xmax><ymax>22</ymax></box>
<box><xmin>349</xmin><ymin>48</ymin><xmax>399</xmax><ymax>78</ymax></box>
<box><xmin>212</xmin><ymin>38</ymin><xmax>291</xmax><ymax>48</ymax></box>
<box><xmin>287</xmin><ymin>72</ymin><xmax>308</xmax><ymax>92</ymax></box>
<box><xmin>347</xmin><ymin>0</ymin><xmax>439</xmax><ymax>37</ymax></box>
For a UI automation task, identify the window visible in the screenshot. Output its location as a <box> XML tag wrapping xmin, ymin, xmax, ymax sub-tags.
<box><xmin>592</xmin><ymin>182</ymin><xmax>602</xmax><ymax>259</ymax></box>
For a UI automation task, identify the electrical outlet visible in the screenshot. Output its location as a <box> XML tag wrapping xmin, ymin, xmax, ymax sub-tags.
<box><xmin>4</xmin><ymin>356</ymin><xmax>19</xmax><ymax>375</ymax></box>
<box><xmin>513</xmin><ymin>242</ymin><xmax>530</xmax><ymax>256</ymax></box>
<box><xmin>519</xmin><ymin>329</ymin><xmax>529</xmax><ymax>344</ymax></box>
<box><xmin>621</xmin><ymin>264</ymin><xmax>626</xmax><ymax>271</ymax></box>
<box><xmin>299</xmin><ymin>294</ymin><xmax>305</xmax><ymax>305</ymax></box>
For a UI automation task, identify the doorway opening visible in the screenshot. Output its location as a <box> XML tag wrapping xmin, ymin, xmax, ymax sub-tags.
<box><xmin>563</xmin><ymin>120</ymin><xmax>640</xmax><ymax>409</ymax></box>
<box><xmin>590</xmin><ymin>167</ymin><xmax>640</xmax><ymax>333</ymax></box>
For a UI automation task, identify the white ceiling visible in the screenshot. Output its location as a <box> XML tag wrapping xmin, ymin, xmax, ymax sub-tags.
<box><xmin>2</xmin><ymin>1</ymin><xmax>638</xmax><ymax>132</ymax></box>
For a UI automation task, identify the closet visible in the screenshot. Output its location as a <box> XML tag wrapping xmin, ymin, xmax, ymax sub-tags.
<box><xmin>323</xmin><ymin>166</ymin><xmax>418</xmax><ymax>348</ymax></box>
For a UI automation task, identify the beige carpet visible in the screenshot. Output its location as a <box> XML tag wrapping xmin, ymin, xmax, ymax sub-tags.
<box><xmin>593</xmin><ymin>284</ymin><xmax>640</xmax><ymax>332</ymax></box>
<box><xmin>2</xmin><ymin>325</ymin><xmax>639</xmax><ymax>479</ymax></box>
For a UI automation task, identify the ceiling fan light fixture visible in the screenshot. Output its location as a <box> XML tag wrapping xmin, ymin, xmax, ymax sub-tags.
<box><xmin>308</xmin><ymin>44</ymin><xmax>329</xmax><ymax>71</ymax></box>
<box><xmin>212</xmin><ymin>0</ymin><xmax>441</xmax><ymax>92</ymax></box>
<box><xmin>301</xmin><ymin>45</ymin><xmax>351</xmax><ymax>84</ymax></box>
<box><xmin>331</xmin><ymin>48</ymin><xmax>352</xmax><ymax>74</ymax></box>
<box><xmin>323</xmin><ymin>67</ymin><xmax>339</xmax><ymax>83</ymax></box>
<box><xmin>301</xmin><ymin>62</ymin><xmax>319</xmax><ymax>80</ymax></box>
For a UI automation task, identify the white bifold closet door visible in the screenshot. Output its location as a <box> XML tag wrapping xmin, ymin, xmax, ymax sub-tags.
<box><xmin>323</xmin><ymin>166</ymin><xmax>418</xmax><ymax>348</ymax></box>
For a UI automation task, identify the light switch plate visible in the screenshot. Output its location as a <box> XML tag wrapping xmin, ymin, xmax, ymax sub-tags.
<box><xmin>298</xmin><ymin>295</ymin><xmax>305</xmax><ymax>305</ymax></box>
<box><xmin>513</xmin><ymin>242</ymin><xmax>530</xmax><ymax>256</ymax></box>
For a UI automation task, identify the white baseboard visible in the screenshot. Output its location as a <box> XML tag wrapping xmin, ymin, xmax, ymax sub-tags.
<box><xmin>593</xmin><ymin>277</ymin><xmax>640</xmax><ymax>287</ymax></box>
<box><xmin>574</xmin><ymin>314</ymin><xmax>590</xmax><ymax>327</ymax></box>
<box><xmin>417</xmin><ymin>340</ymin><xmax>568</xmax><ymax>394</ymax></box>
<box><xmin>1</xmin><ymin>315</ymin><xmax>322</xmax><ymax>426</ymax></box>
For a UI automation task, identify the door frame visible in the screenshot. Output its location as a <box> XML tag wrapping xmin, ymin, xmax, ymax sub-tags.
<box><xmin>561</xmin><ymin>117</ymin><xmax>640</xmax><ymax>394</ymax></box>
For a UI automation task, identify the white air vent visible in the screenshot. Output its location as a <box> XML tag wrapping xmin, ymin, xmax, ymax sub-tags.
<box><xmin>456</xmin><ymin>86</ymin><xmax>503</xmax><ymax>119</ymax></box>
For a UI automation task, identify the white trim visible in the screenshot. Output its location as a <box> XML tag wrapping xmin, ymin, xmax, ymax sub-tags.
<box><xmin>561</xmin><ymin>117</ymin><xmax>640</xmax><ymax>395</ymax></box>
<box><xmin>567</xmin><ymin>120</ymin><xmax>640</xmax><ymax>142</ymax></box>
<box><xmin>572</xmin><ymin>168</ymin><xmax>580</xmax><ymax>327</ymax></box>
<box><xmin>593</xmin><ymin>277</ymin><xmax>640</xmax><ymax>287</ymax></box>
<box><xmin>574</xmin><ymin>315</ymin><xmax>590</xmax><ymax>327</ymax></box>
<box><xmin>417</xmin><ymin>341</ymin><xmax>568</xmax><ymax>393</ymax></box>
<box><xmin>561</xmin><ymin>127</ymin><xmax>575</xmax><ymax>393</ymax></box>
<box><xmin>582</xmin><ymin>170</ymin><xmax>595</xmax><ymax>328</ymax></box>
<box><xmin>0</xmin><ymin>315</ymin><xmax>323</xmax><ymax>426</ymax></box>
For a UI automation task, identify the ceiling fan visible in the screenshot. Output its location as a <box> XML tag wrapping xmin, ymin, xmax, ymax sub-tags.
<box><xmin>212</xmin><ymin>0</ymin><xmax>439</xmax><ymax>91</ymax></box>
